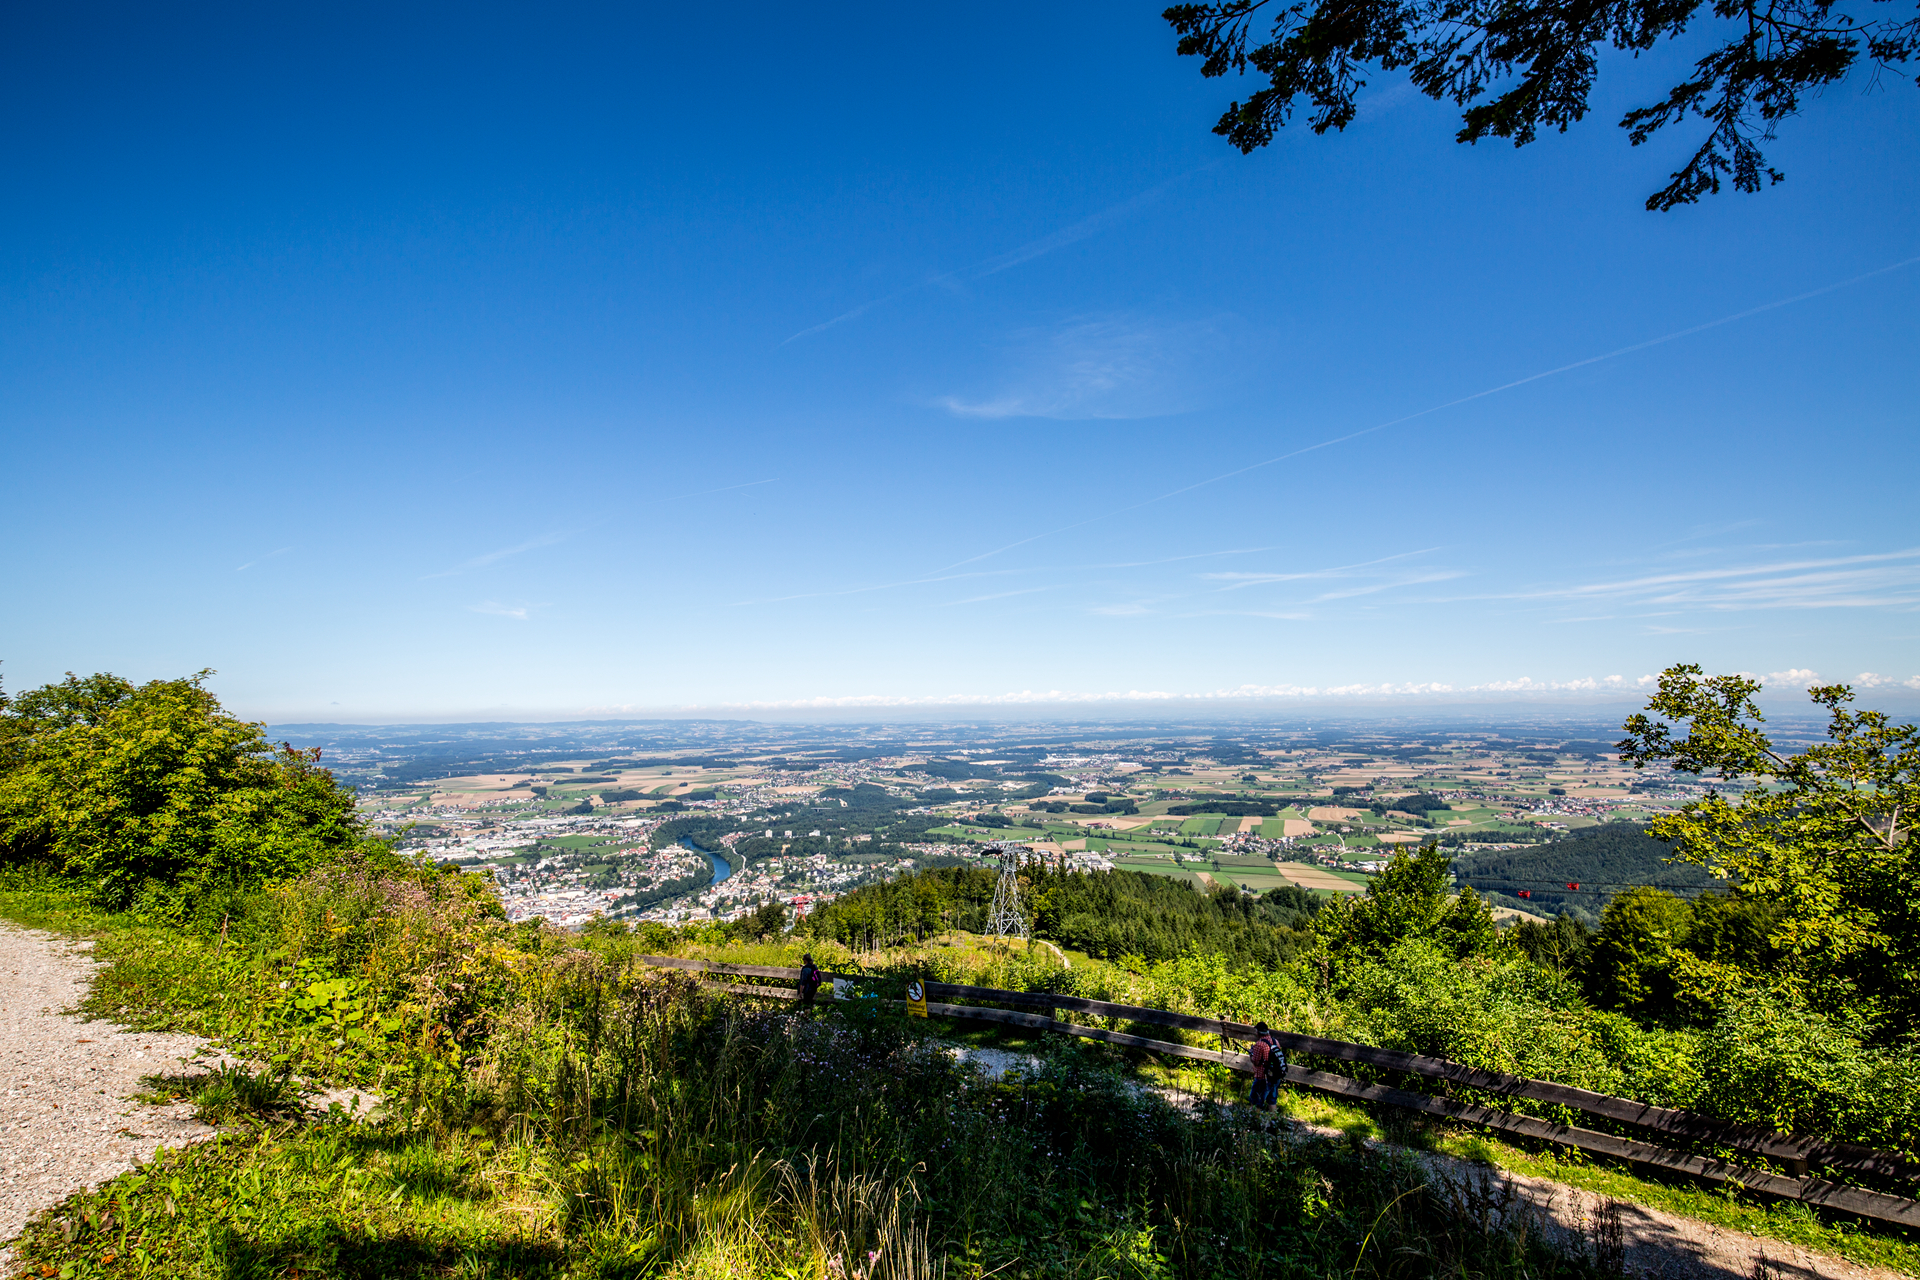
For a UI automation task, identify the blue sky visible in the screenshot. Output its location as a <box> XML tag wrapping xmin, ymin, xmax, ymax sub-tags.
<box><xmin>3</xmin><ymin>1</ymin><xmax>1917</xmax><ymax>720</ymax></box>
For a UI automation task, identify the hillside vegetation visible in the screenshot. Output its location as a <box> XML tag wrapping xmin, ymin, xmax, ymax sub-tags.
<box><xmin>0</xmin><ymin>664</ymin><xmax>1917</xmax><ymax>1278</ymax></box>
<box><xmin>803</xmin><ymin>862</ymin><xmax>1324</xmax><ymax>964</ymax></box>
<box><xmin>1455</xmin><ymin>822</ymin><xmax>1726</xmax><ymax>920</ymax></box>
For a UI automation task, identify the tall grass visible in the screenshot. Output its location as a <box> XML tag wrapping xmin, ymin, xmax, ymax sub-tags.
<box><xmin>0</xmin><ymin>862</ymin><xmax>1621</xmax><ymax>1278</ymax></box>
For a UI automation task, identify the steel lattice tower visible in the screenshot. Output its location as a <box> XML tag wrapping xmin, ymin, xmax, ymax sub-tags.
<box><xmin>984</xmin><ymin>844</ymin><xmax>1028</xmax><ymax>942</ymax></box>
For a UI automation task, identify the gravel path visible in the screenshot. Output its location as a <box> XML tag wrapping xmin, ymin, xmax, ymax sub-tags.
<box><xmin>0</xmin><ymin>923</ymin><xmax>223</xmax><ymax>1249</ymax></box>
<box><xmin>1413</xmin><ymin>1151</ymin><xmax>1903</xmax><ymax>1280</ymax></box>
<box><xmin>952</xmin><ymin>1046</ymin><xmax>1907</xmax><ymax>1279</ymax></box>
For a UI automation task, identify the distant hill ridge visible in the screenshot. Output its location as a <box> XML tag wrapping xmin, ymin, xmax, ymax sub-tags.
<box><xmin>1454</xmin><ymin>822</ymin><xmax>1726</xmax><ymax>918</ymax></box>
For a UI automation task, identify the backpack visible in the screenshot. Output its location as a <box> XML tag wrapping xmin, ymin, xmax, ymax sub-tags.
<box><xmin>800</xmin><ymin>963</ymin><xmax>821</xmax><ymax>986</ymax></box>
<box><xmin>1258</xmin><ymin>1032</ymin><xmax>1285</xmax><ymax>1073</ymax></box>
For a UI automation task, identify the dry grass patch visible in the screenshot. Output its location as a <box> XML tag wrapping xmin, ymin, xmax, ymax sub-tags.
<box><xmin>1275</xmin><ymin>862</ymin><xmax>1366</xmax><ymax>892</ymax></box>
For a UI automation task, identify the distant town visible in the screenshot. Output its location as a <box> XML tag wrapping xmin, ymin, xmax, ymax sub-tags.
<box><xmin>280</xmin><ymin>716</ymin><xmax>1730</xmax><ymax>929</ymax></box>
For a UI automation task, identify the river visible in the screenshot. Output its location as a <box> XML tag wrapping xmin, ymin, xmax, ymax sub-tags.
<box><xmin>686</xmin><ymin>840</ymin><xmax>732</xmax><ymax>889</ymax></box>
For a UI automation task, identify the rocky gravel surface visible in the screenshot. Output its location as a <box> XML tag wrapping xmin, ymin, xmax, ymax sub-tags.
<box><xmin>0</xmin><ymin>924</ymin><xmax>224</xmax><ymax>1251</ymax></box>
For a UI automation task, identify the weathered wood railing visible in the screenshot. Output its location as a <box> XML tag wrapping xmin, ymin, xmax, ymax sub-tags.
<box><xmin>634</xmin><ymin>956</ymin><xmax>1920</xmax><ymax>1228</ymax></box>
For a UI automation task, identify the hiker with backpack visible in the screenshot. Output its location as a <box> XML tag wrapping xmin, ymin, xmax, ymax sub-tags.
<box><xmin>799</xmin><ymin>954</ymin><xmax>824</xmax><ymax>1008</ymax></box>
<box><xmin>1247</xmin><ymin>1021</ymin><xmax>1286</xmax><ymax>1110</ymax></box>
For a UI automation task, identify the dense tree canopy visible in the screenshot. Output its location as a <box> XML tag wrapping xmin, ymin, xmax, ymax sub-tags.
<box><xmin>1315</xmin><ymin>841</ymin><xmax>1500</xmax><ymax>962</ymax></box>
<box><xmin>1164</xmin><ymin>0</ymin><xmax>1918</xmax><ymax>208</ymax></box>
<box><xmin>1454</xmin><ymin>819</ymin><xmax>1721</xmax><ymax>915</ymax></box>
<box><xmin>0</xmin><ymin>670</ymin><xmax>373</xmax><ymax>912</ymax></box>
<box><xmin>805</xmin><ymin>863</ymin><xmax>1323</xmax><ymax>966</ymax></box>
<box><xmin>1620</xmin><ymin>664</ymin><xmax>1920</xmax><ymax>1033</ymax></box>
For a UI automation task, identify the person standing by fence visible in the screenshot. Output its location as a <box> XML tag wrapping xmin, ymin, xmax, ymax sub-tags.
<box><xmin>799</xmin><ymin>954</ymin><xmax>823</xmax><ymax>1008</ymax></box>
<box><xmin>1248</xmin><ymin>1022</ymin><xmax>1285</xmax><ymax>1110</ymax></box>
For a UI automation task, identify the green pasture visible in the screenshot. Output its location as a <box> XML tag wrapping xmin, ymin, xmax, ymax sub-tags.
<box><xmin>1109</xmin><ymin>858</ymin><xmax>1213</xmax><ymax>884</ymax></box>
<box><xmin>1203</xmin><ymin>867</ymin><xmax>1295</xmax><ymax>890</ymax></box>
<box><xmin>925</xmin><ymin>824</ymin><xmax>1051</xmax><ymax>842</ymax></box>
<box><xmin>532</xmin><ymin>834</ymin><xmax>616</xmax><ymax>851</ymax></box>
<box><xmin>1086</xmin><ymin>839</ymin><xmax>1179</xmax><ymax>857</ymax></box>
<box><xmin>1101</xmin><ymin>848</ymin><xmax>1181</xmax><ymax>865</ymax></box>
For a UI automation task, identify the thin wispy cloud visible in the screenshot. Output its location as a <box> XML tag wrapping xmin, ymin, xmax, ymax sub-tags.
<box><xmin>969</xmin><ymin>174</ymin><xmax>1197</xmax><ymax>278</ymax></box>
<box><xmin>1086</xmin><ymin>547</ymin><xmax>1280</xmax><ymax>570</ymax></box>
<box><xmin>1195</xmin><ymin>549</ymin><xmax>1464</xmax><ymax>609</ymax></box>
<box><xmin>727</xmin><ymin>568</ymin><xmax>1025</xmax><ymax>608</ymax></box>
<box><xmin>1650</xmin><ymin>518</ymin><xmax>1763</xmax><ymax>548</ymax></box>
<box><xmin>235</xmin><ymin>546</ymin><xmax>294</xmax><ymax>571</ymax></box>
<box><xmin>468</xmin><ymin>601</ymin><xmax>548</xmax><ymax>621</ymax></box>
<box><xmin>1203</xmin><ymin>549</ymin><xmax>1444</xmax><ymax>590</ymax></box>
<box><xmin>781</xmin><ymin>167</ymin><xmax>1210</xmax><ymax>345</ymax></box>
<box><xmin>935</xmin><ymin>313</ymin><xmax>1235</xmax><ymax>420</ymax></box>
<box><xmin>671</xmin><ymin>672</ymin><xmax>1678</xmax><ymax>710</ymax></box>
<box><xmin>422</xmin><ymin>532</ymin><xmax>571</xmax><ymax>580</ymax></box>
<box><xmin>657</xmin><ymin>478</ymin><xmax>777</xmax><ymax>503</ymax></box>
<box><xmin>938</xmin><ymin>587</ymin><xmax>1052</xmax><ymax>606</ymax></box>
<box><xmin>727</xmin><ymin>546</ymin><xmax>1276</xmax><ymax>608</ymax></box>
<box><xmin>1511</xmin><ymin>547</ymin><xmax>1920</xmax><ymax>610</ymax></box>
<box><xmin>782</xmin><ymin>290</ymin><xmax>916</xmax><ymax>345</ymax></box>
<box><xmin>1311</xmin><ymin>570</ymin><xmax>1468</xmax><ymax>601</ymax></box>
<box><xmin>425</xmin><ymin>483</ymin><xmax>771</xmax><ymax>581</ymax></box>
<box><xmin>926</xmin><ymin>251</ymin><xmax>1920</xmax><ymax>575</ymax></box>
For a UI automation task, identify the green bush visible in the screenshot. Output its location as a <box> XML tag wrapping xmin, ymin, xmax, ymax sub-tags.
<box><xmin>0</xmin><ymin>671</ymin><xmax>377</xmax><ymax>913</ymax></box>
<box><xmin>1692</xmin><ymin>993</ymin><xmax>1920</xmax><ymax>1152</ymax></box>
<box><xmin>1317</xmin><ymin>843</ymin><xmax>1499</xmax><ymax>962</ymax></box>
<box><xmin>1583</xmin><ymin>887</ymin><xmax>1785</xmax><ymax>1022</ymax></box>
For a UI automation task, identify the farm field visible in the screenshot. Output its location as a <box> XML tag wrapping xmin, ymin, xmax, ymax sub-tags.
<box><xmin>1086</xmin><ymin>838</ymin><xmax>1191</xmax><ymax>857</ymax></box>
<box><xmin>925</xmin><ymin>824</ymin><xmax>1052</xmax><ymax>843</ymax></box>
<box><xmin>1275</xmin><ymin>861</ymin><xmax>1369</xmax><ymax>891</ymax></box>
<box><xmin>1211</xmin><ymin>870</ymin><xmax>1315</xmax><ymax>893</ymax></box>
<box><xmin>1117</xmin><ymin>862</ymin><xmax>1210</xmax><ymax>885</ymax></box>
<box><xmin>320</xmin><ymin>712</ymin><xmax>1681</xmax><ymax>930</ymax></box>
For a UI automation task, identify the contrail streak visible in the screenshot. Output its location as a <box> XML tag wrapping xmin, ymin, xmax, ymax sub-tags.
<box><xmin>931</xmin><ymin>252</ymin><xmax>1920</xmax><ymax>573</ymax></box>
<box><xmin>779</xmin><ymin>166</ymin><xmax>1212</xmax><ymax>346</ymax></box>
<box><xmin>657</xmin><ymin>477</ymin><xmax>778</xmax><ymax>503</ymax></box>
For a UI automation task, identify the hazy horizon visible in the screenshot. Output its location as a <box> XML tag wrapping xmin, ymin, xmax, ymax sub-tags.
<box><xmin>257</xmin><ymin>690</ymin><xmax>1893</xmax><ymax>731</ymax></box>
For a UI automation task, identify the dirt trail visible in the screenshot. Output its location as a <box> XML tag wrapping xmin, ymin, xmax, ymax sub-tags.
<box><xmin>952</xmin><ymin>1046</ymin><xmax>1904</xmax><ymax>1280</ymax></box>
<box><xmin>1417</xmin><ymin>1154</ymin><xmax>1898</xmax><ymax>1279</ymax></box>
<box><xmin>0</xmin><ymin>924</ymin><xmax>223</xmax><ymax>1252</ymax></box>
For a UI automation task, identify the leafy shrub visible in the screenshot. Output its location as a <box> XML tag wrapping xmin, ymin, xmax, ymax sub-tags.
<box><xmin>0</xmin><ymin>671</ymin><xmax>375</xmax><ymax>912</ymax></box>
<box><xmin>1691</xmin><ymin>993</ymin><xmax>1920</xmax><ymax>1151</ymax></box>
<box><xmin>1317</xmin><ymin>844</ymin><xmax>1499</xmax><ymax>962</ymax></box>
<box><xmin>183</xmin><ymin>1062</ymin><xmax>299</xmax><ymax>1125</ymax></box>
<box><xmin>1583</xmin><ymin>887</ymin><xmax>1783</xmax><ymax>1021</ymax></box>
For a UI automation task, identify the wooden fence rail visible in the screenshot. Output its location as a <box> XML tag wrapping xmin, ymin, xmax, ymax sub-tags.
<box><xmin>633</xmin><ymin>955</ymin><xmax>1920</xmax><ymax>1229</ymax></box>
